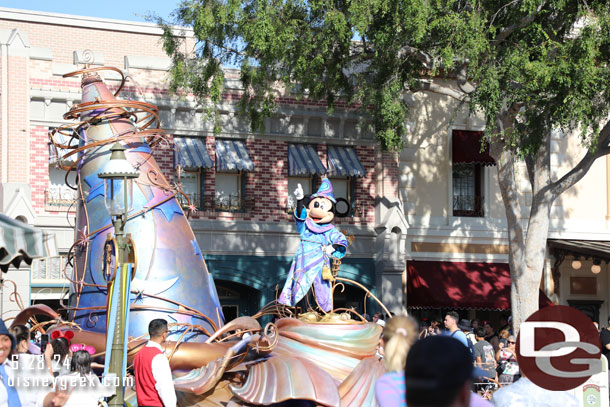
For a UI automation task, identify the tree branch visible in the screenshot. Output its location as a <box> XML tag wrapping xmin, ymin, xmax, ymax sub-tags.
<box><xmin>456</xmin><ymin>62</ymin><xmax>476</xmax><ymax>94</ymax></box>
<box><xmin>493</xmin><ymin>1</ymin><xmax>547</xmax><ymax>44</ymax></box>
<box><xmin>397</xmin><ymin>46</ymin><xmax>435</xmax><ymax>70</ymax></box>
<box><xmin>548</xmin><ymin>120</ymin><xmax>610</xmax><ymax>198</ymax></box>
<box><xmin>409</xmin><ymin>80</ymin><xmax>468</xmax><ymax>102</ymax></box>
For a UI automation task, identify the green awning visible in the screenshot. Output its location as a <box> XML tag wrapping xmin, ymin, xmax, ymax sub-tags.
<box><xmin>0</xmin><ymin>214</ymin><xmax>57</xmax><ymax>272</ymax></box>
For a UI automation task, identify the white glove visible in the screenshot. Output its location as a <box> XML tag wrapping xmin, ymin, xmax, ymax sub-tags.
<box><xmin>324</xmin><ymin>245</ymin><xmax>335</xmax><ymax>255</ymax></box>
<box><xmin>294</xmin><ymin>183</ymin><xmax>304</xmax><ymax>200</ymax></box>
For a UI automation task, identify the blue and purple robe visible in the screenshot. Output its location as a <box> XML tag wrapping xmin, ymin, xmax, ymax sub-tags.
<box><xmin>278</xmin><ymin>208</ymin><xmax>348</xmax><ymax>312</ymax></box>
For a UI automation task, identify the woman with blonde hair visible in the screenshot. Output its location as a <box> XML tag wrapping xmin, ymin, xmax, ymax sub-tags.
<box><xmin>375</xmin><ymin>315</ymin><xmax>418</xmax><ymax>407</ymax></box>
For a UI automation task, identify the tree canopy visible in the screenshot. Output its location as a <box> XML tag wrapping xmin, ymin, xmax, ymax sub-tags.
<box><xmin>159</xmin><ymin>0</ymin><xmax>610</xmax><ymax>153</ymax></box>
<box><xmin>159</xmin><ymin>0</ymin><xmax>610</xmax><ymax>329</ymax></box>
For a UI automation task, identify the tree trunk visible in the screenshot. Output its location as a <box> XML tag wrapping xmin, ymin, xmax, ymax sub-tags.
<box><xmin>491</xmin><ymin>113</ymin><xmax>555</xmax><ymax>335</ymax></box>
<box><xmin>512</xmin><ymin>198</ymin><xmax>553</xmax><ymax>333</ymax></box>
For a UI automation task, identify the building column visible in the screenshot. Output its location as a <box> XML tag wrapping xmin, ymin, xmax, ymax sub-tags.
<box><xmin>374</xmin><ymin>146</ymin><xmax>408</xmax><ymax>315</ymax></box>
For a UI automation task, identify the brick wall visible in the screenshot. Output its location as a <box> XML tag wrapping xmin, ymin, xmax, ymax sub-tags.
<box><xmin>152</xmin><ymin>134</ymin><xmax>175</xmax><ymax>182</ymax></box>
<box><xmin>179</xmin><ymin>137</ymin><xmax>377</xmax><ymax>225</ymax></box>
<box><xmin>7</xmin><ymin>54</ymin><xmax>29</xmax><ymax>183</ymax></box>
<box><xmin>29</xmin><ymin>126</ymin><xmax>50</xmax><ymax>213</ymax></box>
<box><xmin>382</xmin><ymin>151</ymin><xmax>400</xmax><ymax>200</ymax></box>
<box><xmin>355</xmin><ymin>145</ymin><xmax>376</xmax><ymax>224</ymax></box>
<box><xmin>0</xmin><ymin>20</ymin><xmax>171</xmax><ymax>67</ymax></box>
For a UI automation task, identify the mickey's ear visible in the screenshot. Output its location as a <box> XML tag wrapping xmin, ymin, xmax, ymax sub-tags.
<box><xmin>64</xmin><ymin>331</ymin><xmax>75</xmax><ymax>340</ymax></box>
<box><xmin>50</xmin><ymin>331</ymin><xmax>61</xmax><ymax>340</ymax></box>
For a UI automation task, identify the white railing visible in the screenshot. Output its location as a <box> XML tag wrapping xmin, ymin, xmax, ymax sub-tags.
<box><xmin>31</xmin><ymin>255</ymin><xmax>73</xmax><ymax>282</ymax></box>
<box><xmin>45</xmin><ymin>187</ymin><xmax>78</xmax><ymax>209</ymax></box>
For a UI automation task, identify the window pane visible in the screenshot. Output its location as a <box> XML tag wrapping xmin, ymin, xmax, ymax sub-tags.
<box><xmin>50</xmin><ymin>256</ymin><xmax>60</xmax><ymax>280</ymax></box>
<box><xmin>216</xmin><ymin>173</ymin><xmax>240</xmax><ymax>209</ymax></box>
<box><xmin>453</xmin><ymin>164</ymin><xmax>477</xmax><ymax>213</ymax></box>
<box><xmin>287</xmin><ymin>177</ymin><xmax>311</xmax><ymax>208</ymax></box>
<box><xmin>180</xmin><ymin>171</ymin><xmax>200</xmax><ymax>204</ymax></box>
<box><xmin>39</xmin><ymin>258</ymin><xmax>47</xmax><ymax>279</ymax></box>
<box><xmin>330</xmin><ymin>178</ymin><xmax>348</xmax><ymax>201</ymax></box>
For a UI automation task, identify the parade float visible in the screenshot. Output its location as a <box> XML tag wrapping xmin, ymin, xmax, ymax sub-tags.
<box><xmin>12</xmin><ymin>66</ymin><xmax>390</xmax><ymax>406</ymax></box>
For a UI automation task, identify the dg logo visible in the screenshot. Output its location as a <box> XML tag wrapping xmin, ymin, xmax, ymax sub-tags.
<box><xmin>517</xmin><ymin>305</ymin><xmax>602</xmax><ymax>391</ymax></box>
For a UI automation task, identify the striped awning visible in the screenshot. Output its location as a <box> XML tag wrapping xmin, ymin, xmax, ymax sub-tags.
<box><xmin>327</xmin><ymin>146</ymin><xmax>366</xmax><ymax>177</ymax></box>
<box><xmin>49</xmin><ymin>130</ymin><xmax>77</xmax><ymax>165</ymax></box>
<box><xmin>0</xmin><ymin>214</ymin><xmax>58</xmax><ymax>272</ymax></box>
<box><xmin>288</xmin><ymin>144</ymin><xmax>327</xmax><ymax>176</ymax></box>
<box><xmin>174</xmin><ymin>137</ymin><xmax>213</xmax><ymax>169</ymax></box>
<box><xmin>215</xmin><ymin>139</ymin><xmax>254</xmax><ymax>172</ymax></box>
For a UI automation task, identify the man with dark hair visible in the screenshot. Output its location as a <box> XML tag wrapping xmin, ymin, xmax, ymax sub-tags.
<box><xmin>483</xmin><ymin>321</ymin><xmax>500</xmax><ymax>353</ymax></box>
<box><xmin>405</xmin><ymin>336</ymin><xmax>487</xmax><ymax>407</ymax></box>
<box><xmin>473</xmin><ymin>327</ymin><xmax>496</xmax><ymax>379</ymax></box>
<box><xmin>134</xmin><ymin>319</ymin><xmax>176</xmax><ymax>407</ymax></box>
<box><xmin>444</xmin><ymin>311</ymin><xmax>468</xmax><ymax>347</ymax></box>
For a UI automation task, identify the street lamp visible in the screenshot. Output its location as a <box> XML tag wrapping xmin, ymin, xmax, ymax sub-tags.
<box><xmin>98</xmin><ymin>141</ymin><xmax>139</xmax><ymax>407</ymax></box>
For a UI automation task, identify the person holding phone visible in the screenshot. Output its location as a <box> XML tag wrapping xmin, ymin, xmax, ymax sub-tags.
<box><xmin>0</xmin><ymin>319</ymin><xmax>72</xmax><ymax>407</ymax></box>
<box><xmin>495</xmin><ymin>335</ymin><xmax>520</xmax><ymax>384</ymax></box>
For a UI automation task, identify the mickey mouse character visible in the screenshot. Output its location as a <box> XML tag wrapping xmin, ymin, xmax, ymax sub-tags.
<box><xmin>278</xmin><ymin>178</ymin><xmax>348</xmax><ymax>312</ymax></box>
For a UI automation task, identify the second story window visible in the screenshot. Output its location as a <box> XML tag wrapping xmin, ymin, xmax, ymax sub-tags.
<box><xmin>215</xmin><ymin>170</ymin><xmax>243</xmax><ymax>211</ymax></box>
<box><xmin>452</xmin><ymin>164</ymin><xmax>483</xmax><ymax>216</ymax></box>
<box><xmin>287</xmin><ymin>144</ymin><xmax>326</xmax><ymax>210</ymax></box>
<box><xmin>179</xmin><ymin>170</ymin><xmax>202</xmax><ymax>207</ymax></box>
<box><xmin>451</xmin><ymin>130</ymin><xmax>495</xmax><ymax>217</ymax></box>
<box><xmin>326</xmin><ymin>146</ymin><xmax>366</xmax><ymax>217</ymax></box>
<box><xmin>215</xmin><ymin>139</ymin><xmax>254</xmax><ymax>211</ymax></box>
<box><xmin>174</xmin><ymin>136</ymin><xmax>212</xmax><ymax>210</ymax></box>
<box><xmin>329</xmin><ymin>177</ymin><xmax>352</xmax><ymax>202</ymax></box>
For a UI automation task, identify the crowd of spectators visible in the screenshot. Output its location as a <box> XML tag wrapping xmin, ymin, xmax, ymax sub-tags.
<box><xmin>375</xmin><ymin>311</ymin><xmax>585</xmax><ymax>407</ymax></box>
<box><xmin>0</xmin><ymin>311</ymin><xmax>598</xmax><ymax>407</ymax></box>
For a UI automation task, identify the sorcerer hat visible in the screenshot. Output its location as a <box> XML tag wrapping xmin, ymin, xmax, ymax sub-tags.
<box><xmin>311</xmin><ymin>178</ymin><xmax>336</xmax><ymax>203</ymax></box>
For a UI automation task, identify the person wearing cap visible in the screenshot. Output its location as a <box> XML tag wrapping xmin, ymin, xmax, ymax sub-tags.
<box><xmin>404</xmin><ymin>336</ymin><xmax>493</xmax><ymax>407</ymax></box>
<box><xmin>278</xmin><ymin>178</ymin><xmax>349</xmax><ymax>312</ymax></box>
<box><xmin>0</xmin><ymin>319</ymin><xmax>22</xmax><ymax>406</ymax></box>
<box><xmin>444</xmin><ymin>311</ymin><xmax>468</xmax><ymax>347</ymax></box>
<box><xmin>375</xmin><ymin>316</ymin><xmax>418</xmax><ymax>407</ymax></box>
<box><xmin>459</xmin><ymin>319</ymin><xmax>477</xmax><ymax>346</ymax></box>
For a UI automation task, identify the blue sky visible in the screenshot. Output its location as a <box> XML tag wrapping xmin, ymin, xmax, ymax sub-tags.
<box><xmin>0</xmin><ymin>1</ymin><xmax>179</xmax><ymax>23</ymax></box>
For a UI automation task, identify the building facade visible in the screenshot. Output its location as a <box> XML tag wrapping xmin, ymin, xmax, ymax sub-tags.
<box><xmin>2</xmin><ymin>7</ymin><xmax>605</xmax><ymax>328</ymax></box>
<box><xmin>0</xmin><ymin>7</ymin><xmax>405</xmax><ymax>321</ymax></box>
<box><xmin>401</xmin><ymin>81</ymin><xmax>610</xmax><ymax>326</ymax></box>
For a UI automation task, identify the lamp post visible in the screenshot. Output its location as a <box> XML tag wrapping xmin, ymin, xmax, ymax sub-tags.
<box><xmin>98</xmin><ymin>142</ymin><xmax>139</xmax><ymax>407</ymax></box>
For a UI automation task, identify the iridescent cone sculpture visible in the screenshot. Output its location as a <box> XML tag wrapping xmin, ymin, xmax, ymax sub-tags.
<box><xmin>55</xmin><ymin>69</ymin><xmax>223</xmax><ymax>341</ymax></box>
<box><xmin>38</xmin><ymin>68</ymin><xmax>387</xmax><ymax>407</ymax></box>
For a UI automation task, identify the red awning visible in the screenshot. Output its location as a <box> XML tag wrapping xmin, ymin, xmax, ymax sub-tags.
<box><xmin>407</xmin><ymin>260</ymin><xmax>553</xmax><ymax>310</ymax></box>
<box><xmin>452</xmin><ymin>130</ymin><xmax>496</xmax><ymax>166</ymax></box>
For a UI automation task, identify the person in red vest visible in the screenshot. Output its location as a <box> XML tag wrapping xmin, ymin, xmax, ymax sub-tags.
<box><xmin>134</xmin><ymin>319</ymin><xmax>176</xmax><ymax>407</ymax></box>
